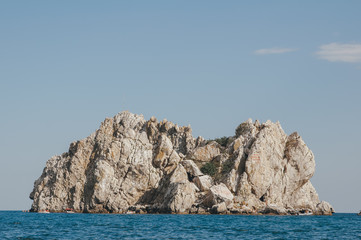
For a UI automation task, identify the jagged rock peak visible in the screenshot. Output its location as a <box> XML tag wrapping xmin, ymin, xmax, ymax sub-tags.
<box><xmin>30</xmin><ymin>111</ymin><xmax>333</xmax><ymax>215</ymax></box>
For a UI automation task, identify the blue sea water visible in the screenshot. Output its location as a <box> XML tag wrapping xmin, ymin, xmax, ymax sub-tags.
<box><xmin>0</xmin><ymin>211</ymin><xmax>360</xmax><ymax>239</ymax></box>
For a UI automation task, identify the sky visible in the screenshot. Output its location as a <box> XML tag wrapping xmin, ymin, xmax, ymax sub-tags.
<box><xmin>0</xmin><ymin>0</ymin><xmax>360</xmax><ymax>213</ymax></box>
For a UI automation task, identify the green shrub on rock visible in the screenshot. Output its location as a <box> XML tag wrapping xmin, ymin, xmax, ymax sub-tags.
<box><xmin>235</xmin><ymin>122</ymin><xmax>252</xmax><ymax>136</ymax></box>
<box><xmin>200</xmin><ymin>162</ymin><xmax>217</xmax><ymax>177</ymax></box>
<box><xmin>221</xmin><ymin>159</ymin><xmax>234</xmax><ymax>174</ymax></box>
<box><xmin>215</xmin><ymin>137</ymin><xmax>230</xmax><ymax>147</ymax></box>
<box><xmin>207</xmin><ymin>136</ymin><xmax>231</xmax><ymax>147</ymax></box>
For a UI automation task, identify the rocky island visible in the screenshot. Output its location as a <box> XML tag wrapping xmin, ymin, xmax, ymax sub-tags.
<box><xmin>30</xmin><ymin>111</ymin><xmax>334</xmax><ymax>215</ymax></box>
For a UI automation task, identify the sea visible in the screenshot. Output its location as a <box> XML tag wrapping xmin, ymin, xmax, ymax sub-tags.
<box><xmin>0</xmin><ymin>211</ymin><xmax>360</xmax><ymax>239</ymax></box>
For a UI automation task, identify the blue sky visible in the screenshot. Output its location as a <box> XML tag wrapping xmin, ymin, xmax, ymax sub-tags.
<box><xmin>1</xmin><ymin>1</ymin><xmax>360</xmax><ymax>212</ymax></box>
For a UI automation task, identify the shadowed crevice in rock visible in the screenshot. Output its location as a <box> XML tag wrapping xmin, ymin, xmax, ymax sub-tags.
<box><xmin>82</xmin><ymin>145</ymin><xmax>101</xmax><ymax>213</ymax></box>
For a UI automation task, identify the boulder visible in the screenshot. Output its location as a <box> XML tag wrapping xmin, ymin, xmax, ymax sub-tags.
<box><xmin>211</xmin><ymin>202</ymin><xmax>227</xmax><ymax>214</ymax></box>
<box><xmin>161</xmin><ymin>182</ymin><xmax>196</xmax><ymax>213</ymax></box>
<box><xmin>181</xmin><ymin>160</ymin><xmax>203</xmax><ymax>178</ymax></box>
<box><xmin>193</xmin><ymin>175</ymin><xmax>213</xmax><ymax>191</ymax></box>
<box><xmin>188</xmin><ymin>142</ymin><xmax>221</xmax><ymax>162</ymax></box>
<box><xmin>315</xmin><ymin>201</ymin><xmax>334</xmax><ymax>215</ymax></box>
<box><xmin>204</xmin><ymin>183</ymin><xmax>234</xmax><ymax>207</ymax></box>
<box><xmin>260</xmin><ymin>204</ymin><xmax>287</xmax><ymax>215</ymax></box>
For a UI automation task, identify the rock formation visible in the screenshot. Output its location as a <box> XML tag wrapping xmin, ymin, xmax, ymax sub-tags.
<box><xmin>30</xmin><ymin>111</ymin><xmax>334</xmax><ymax>215</ymax></box>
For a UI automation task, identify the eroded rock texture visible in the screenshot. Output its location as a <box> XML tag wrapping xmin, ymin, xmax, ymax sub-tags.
<box><xmin>30</xmin><ymin>111</ymin><xmax>333</xmax><ymax>215</ymax></box>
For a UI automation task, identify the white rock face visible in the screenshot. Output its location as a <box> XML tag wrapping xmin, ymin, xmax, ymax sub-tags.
<box><xmin>181</xmin><ymin>160</ymin><xmax>203</xmax><ymax>178</ymax></box>
<box><xmin>188</xmin><ymin>142</ymin><xmax>221</xmax><ymax>162</ymax></box>
<box><xmin>29</xmin><ymin>111</ymin><xmax>333</xmax><ymax>215</ymax></box>
<box><xmin>211</xmin><ymin>202</ymin><xmax>227</xmax><ymax>214</ymax></box>
<box><xmin>315</xmin><ymin>201</ymin><xmax>334</xmax><ymax>215</ymax></box>
<box><xmin>194</xmin><ymin>175</ymin><xmax>213</xmax><ymax>191</ymax></box>
<box><xmin>204</xmin><ymin>184</ymin><xmax>234</xmax><ymax>207</ymax></box>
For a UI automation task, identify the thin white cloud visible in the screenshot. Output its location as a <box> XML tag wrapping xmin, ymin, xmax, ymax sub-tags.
<box><xmin>316</xmin><ymin>43</ymin><xmax>361</xmax><ymax>63</ymax></box>
<box><xmin>254</xmin><ymin>47</ymin><xmax>297</xmax><ymax>55</ymax></box>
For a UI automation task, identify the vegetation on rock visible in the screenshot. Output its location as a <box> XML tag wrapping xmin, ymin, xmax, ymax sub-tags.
<box><xmin>207</xmin><ymin>136</ymin><xmax>231</xmax><ymax>147</ymax></box>
<box><xmin>235</xmin><ymin>122</ymin><xmax>251</xmax><ymax>136</ymax></box>
<box><xmin>200</xmin><ymin>162</ymin><xmax>217</xmax><ymax>177</ymax></box>
<box><xmin>221</xmin><ymin>159</ymin><xmax>234</xmax><ymax>174</ymax></box>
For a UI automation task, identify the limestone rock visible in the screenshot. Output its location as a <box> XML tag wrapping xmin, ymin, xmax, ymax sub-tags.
<box><xmin>204</xmin><ymin>183</ymin><xmax>234</xmax><ymax>207</ymax></box>
<box><xmin>193</xmin><ymin>175</ymin><xmax>213</xmax><ymax>191</ymax></box>
<box><xmin>29</xmin><ymin>111</ymin><xmax>332</xmax><ymax>215</ymax></box>
<box><xmin>260</xmin><ymin>204</ymin><xmax>287</xmax><ymax>215</ymax></box>
<box><xmin>188</xmin><ymin>142</ymin><xmax>220</xmax><ymax>162</ymax></box>
<box><xmin>211</xmin><ymin>202</ymin><xmax>227</xmax><ymax>214</ymax></box>
<box><xmin>161</xmin><ymin>181</ymin><xmax>196</xmax><ymax>213</ymax></box>
<box><xmin>181</xmin><ymin>160</ymin><xmax>203</xmax><ymax>178</ymax></box>
<box><xmin>315</xmin><ymin>201</ymin><xmax>334</xmax><ymax>215</ymax></box>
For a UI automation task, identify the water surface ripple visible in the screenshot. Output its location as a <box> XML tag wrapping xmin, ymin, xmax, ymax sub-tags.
<box><xmin>1</xmin><ymin>212</ymin><xmax>360</xmax><ymax>239</ymax></box>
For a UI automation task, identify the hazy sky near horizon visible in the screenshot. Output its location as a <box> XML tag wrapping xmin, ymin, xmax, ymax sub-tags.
<box><xmin>1</xmin><ymin>1</ymin><xmax>360</xmax><ymax>212</ymax></box>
